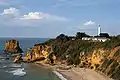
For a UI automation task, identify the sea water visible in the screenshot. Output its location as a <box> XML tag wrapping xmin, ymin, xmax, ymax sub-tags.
<box><xmin>0</xmin><ymin>38</ymin><xmax>60</xmax><ymax>80</ymax></box>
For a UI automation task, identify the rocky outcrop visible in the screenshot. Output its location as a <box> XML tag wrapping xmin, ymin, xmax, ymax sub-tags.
<box><xmin>99</xmin><ymin>47</ymin><xmax>120</xmax><ymax>79</ymax></box>
<box><xmin>4</xmin><ymin>40</ymin><xmax>23</xmax><ymax>53</ymax></box>
<box><xmin>79</xmin><ymin>47</ymin><xmax>120</xmax><ymax>80</ymax></box>
<box><xmin>80</xmin><ymin>49</ymin><xmax>106</xmax><ymax>69</ymax></box>
<box><xmin>25</xmin><ymin>44</ymin><xmax>56</xmax><ymax>64</ymax></box>
<box><xmin>13</xmin><ymin>54</ymin><xmax>23</xmax><ymax>63</ymax></box>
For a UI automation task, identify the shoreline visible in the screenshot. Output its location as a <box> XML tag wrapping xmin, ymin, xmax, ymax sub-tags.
<box><xmin>34</xmin><ymin>62</ymin><xmax>69</xmax><ymax>80</ymax></box>
<box><xmin>34</xmin><ymin>62</ymin><xmax>114</xmax><ymax>80</ymax></box>
<box><xmin>52</xmin><ymin>71</ymin><xmax>67</xmax><ymax>80</ymax></box>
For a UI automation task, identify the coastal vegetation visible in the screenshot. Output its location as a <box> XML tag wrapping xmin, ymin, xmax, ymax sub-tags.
<box><xmin>42</xmin><ymin>33</ymin><xmax>120</xmax><ymax>63</ymax></box>
<box><xmin>40</xmin><ymin>32</ymin><xmax>120</xmax><ymax>80</ymax></box>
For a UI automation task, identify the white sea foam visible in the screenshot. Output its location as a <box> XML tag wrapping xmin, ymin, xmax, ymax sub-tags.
<box><xmin>1</xmin><ymin>59</ymin><xmax>5</xmax><ymax>60</ymax></box>
<box><xmin>53</xmin><ymin>71</ymin><xmax>67</xmax><ymax>80</ymax></box>
<box><xmin>8</xmin><ymin>68</ymin><xmax>26</xmax><ymax>76</ymax></box>
<box><xmin>3</xmin><ymin>65</ymin><xmax>7</xmax><ymax>68</ymax></box>
<box><xmin>10</xmin><ymin>64</ymin><xmax>22</xmax><ymax>68</ymax></box>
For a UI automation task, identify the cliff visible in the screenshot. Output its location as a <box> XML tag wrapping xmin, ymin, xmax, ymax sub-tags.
<box><xmin>38</xmin><ymin>34</ymin><xmax>120</xmax><ymax>80</ymax></box>
<box><xmin>22</xmin><ymin>34</ymin><xmax>120</xmax><ymax>80</ymax></box>
<box><xmin>4</xmin><ymin>40</ymin><xmax>23</xmax><ymax>53</ymax></box>
<box><xmin>79</xmin><ymin>48</ymin><xmax>120</xmax><ymax>79</ymax></box>
<box><xmin>25</xmin><ymin>44</ymin><xmax>56</xmax><ymax>64</ymax></box>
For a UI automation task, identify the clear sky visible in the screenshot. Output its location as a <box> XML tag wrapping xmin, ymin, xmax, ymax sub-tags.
<box><xmin>0</xmin><ymin>0</ymin><xmax>120</xmax><ymax>38</ymax></box>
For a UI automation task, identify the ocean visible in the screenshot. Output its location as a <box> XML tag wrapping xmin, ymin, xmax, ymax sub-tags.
<box><xmin>0</xmin><ymin>38</ymin><xmax>60</xmax><ymax>80</ymax></box>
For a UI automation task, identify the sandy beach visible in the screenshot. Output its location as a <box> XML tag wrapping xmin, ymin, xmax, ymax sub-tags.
<box><xmin>35</xmin><ymin>62</ymin><xmax>114</xmax><ymax>80</ymax></box>
<box><xmin>57</xmin><ymin>68</ymin><xmax>113</xmax><ymax>80</ymax></box>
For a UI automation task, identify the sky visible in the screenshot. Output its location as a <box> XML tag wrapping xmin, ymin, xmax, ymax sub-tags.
<box><xmin>0</xmin><ymin>0</ymin><xmax>120</xmax><ymax>38</ymax></box>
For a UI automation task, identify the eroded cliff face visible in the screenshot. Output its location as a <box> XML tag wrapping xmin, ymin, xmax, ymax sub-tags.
<box><xmin>80</xmin><ymin>49</ymin><xmax>106</xmax><ymax>69</ymax></box>
<box><xmin>17</xmin><ymin>34</ymin><xmax>120</xmax><ymax>80</ymax></box>
<box><xmin>25</xmin><ymin>45</ymin><xmax>56</xmax><ymax>64</ymax></box>
<box><xmin>24</xmin><ymin>43</ymin><xmax>120</xmax><ymax>79</ymax></box>
<box><xmin>80</xmin><ymin>47</ymin><xmax>120</xmax><ymax>80</ymax></box>
<box><xmin>100</xmin><ymin>47</ymin><xmax>120</xmax><ymax>79</ymax></box>
<box><xmin>4</xmin><ymin>40</ymin><xmax>23</xmax><ymax>53</ymax></box>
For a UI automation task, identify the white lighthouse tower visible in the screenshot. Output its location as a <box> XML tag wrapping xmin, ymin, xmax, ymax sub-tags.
<box><xmin>98</xmin><ymin>24</ymin><xmax>101</xmax><ymax>36</ymax></box>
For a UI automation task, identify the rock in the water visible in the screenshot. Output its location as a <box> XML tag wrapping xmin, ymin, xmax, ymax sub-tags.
<box><xmin>4</xmin><ymin>40</ymin><xmax>23</xmax><ymax>53</ymax></box>
<box><xmin>13</xmin><ymin>54</ymin><xmax>23</xmax><ymax>63</ymax></box>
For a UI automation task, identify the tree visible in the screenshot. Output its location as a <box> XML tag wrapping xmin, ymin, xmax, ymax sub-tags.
<box><xmin>56</xmin><ymin>34</ymin><xmax>69</xmax><ymax>41</ymax></box>
<box><xmin>76</xmin><ymin>32</ymin><xmax>89</xmax><ymax>39</ymax></box>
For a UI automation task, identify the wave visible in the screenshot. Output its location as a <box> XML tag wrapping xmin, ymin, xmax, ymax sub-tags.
<box><xmin>0</xmin><ymin>64</ymin><xmax>22</xmax><ymax>69</ymax></box>
<box><xmin>9</xmin><ymin>64</ymin><xmax>22</xmax><ymax>68</ymax></box>
<box><xmin>53</xmin><ymin>71</ymin><xmax>67</xmax><ymax>80</ymax></box>
<box><xmin>3</xmin><ymin>65</ymin><xmax>7</xmax><ymax>68</ymax></box>
<box><xmin>0</xmin><ymin>65</ymin><xmax>7</xmax><ymax>69</ymax></box>
<box><xmin>7</xmin><ymin>68</ymin><xmax>26</xmax><ymax>76</ymax></box>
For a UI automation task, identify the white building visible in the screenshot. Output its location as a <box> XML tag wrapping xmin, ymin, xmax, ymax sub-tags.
<box><xmin>82</xmin><ymin>37</ymin><xmax>110</xmax><ymax>42</ymax></box>
<box><xmin>98</xmin><ymin>24</ymin><xmax>101</xmax><ymax>36</ymax></box>
<box><xmin>82</xmin><ymin>24</ymin><xmax>110</xmax><ymax>42</ymax></box>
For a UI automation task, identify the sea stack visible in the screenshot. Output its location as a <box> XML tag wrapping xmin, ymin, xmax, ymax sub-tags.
<box><xmin>4</xmin><ymin>40</ymin><xmax>23</xmax><ymax>54</ymax></box>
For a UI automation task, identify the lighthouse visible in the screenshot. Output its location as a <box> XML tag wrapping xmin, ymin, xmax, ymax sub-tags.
<box><xmin>98</xmin><ymin>24</ymin><xmax>101</xmax><ymax>36</ymax></box>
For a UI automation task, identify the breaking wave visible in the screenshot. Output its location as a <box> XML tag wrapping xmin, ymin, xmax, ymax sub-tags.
<box><xmin>7</xmin><ymin>68</ymin><xmax>26</xmax><ymax>76</ymax></box>
<box><xmin>10</xmin><ymin>64</ymin><xmax>22</xmax><ymax>68</ymax></box>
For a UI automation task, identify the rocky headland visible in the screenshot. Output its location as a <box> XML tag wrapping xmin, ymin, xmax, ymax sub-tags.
<box><xmin>26</xmin><ymin>34</ymin><xmax>119</xmax><ymax>80</ymax></box>
<box><xmin>5</xmin><ymin>33</ymin><xmax>120</xmax><ymax>80</ymax></box>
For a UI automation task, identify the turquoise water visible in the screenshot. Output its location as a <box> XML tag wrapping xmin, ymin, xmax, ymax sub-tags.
<box><xmin>0</xmin><ymin>38</ymin><xmax>60</xmax><ymax>80</ymax></box>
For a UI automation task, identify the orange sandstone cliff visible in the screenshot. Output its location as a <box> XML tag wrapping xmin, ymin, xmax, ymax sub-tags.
<box><xmin>25</xmin><ymin>44</ymin><xmax>56</xmax><ymax>64</ymax></box>
<box><xmin>80</xmin><ymin>47</ymin><xmax>120</xmax><ymax>79</ymax></box>
<box><xmin>24</xmin><ymin>43</ymin><xmax>120</xmax><ymax>80</ymax></box>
